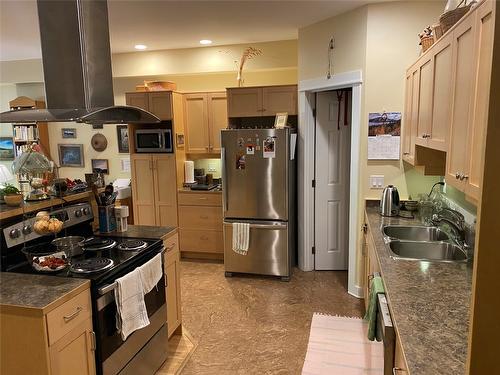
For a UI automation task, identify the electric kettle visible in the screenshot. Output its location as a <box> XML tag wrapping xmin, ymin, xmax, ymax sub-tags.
<box><xmin>380</xmin><ymin>185</ymin><xmax>400</xmax><ymax>217</ymax></box>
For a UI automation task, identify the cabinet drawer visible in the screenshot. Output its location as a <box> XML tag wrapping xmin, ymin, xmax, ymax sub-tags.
<box><xmin>180</xmin><ymin>229</ymin><xmax>223</xmax><ymax>253</ymax></box>
<box><xmin>46</xmin><ymin>290</ymin><xmax>91</xmax><ymax>346</ymax></box>
<box><xmin>164</xmin><ymin>233</ymin><xmax>179</xmax><ymax>256</ymax></box>
<box><xmin>178</xmin><ymin>192</ymin><xmax>222</xmax><ymax>207</ymax></box>
<box><xmin>179</xmin><ymin>206</ymin><xmax>222</xmax><ymax>230</ymax></box>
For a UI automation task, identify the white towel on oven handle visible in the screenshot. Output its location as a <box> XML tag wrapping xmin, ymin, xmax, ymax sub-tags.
<box><xmin>139</xmin><ymin>253</ymin><xmax>163</xmax><ymax>294</ymax></box>
<box><xmin>114</xmin><ymin>268</ymin><xmax>150</xmax><ymax>341</ymax></box>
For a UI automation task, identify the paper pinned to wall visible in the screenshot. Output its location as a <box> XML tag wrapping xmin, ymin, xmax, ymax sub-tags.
<box><xmin>120</xmin><ymin>158</ymin><xmax>131</xmax><ymax>172</ymax></box>
<box><xmin>367</xmin><ymin>112</ymin><xmax>401</xmax><ymax>160</ymax></box>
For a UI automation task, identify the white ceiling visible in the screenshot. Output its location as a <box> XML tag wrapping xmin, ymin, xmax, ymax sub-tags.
<box><xmin>0</xmin><ymin>0</ymin><xmax>378</xmax><ymax>62</ymax></box>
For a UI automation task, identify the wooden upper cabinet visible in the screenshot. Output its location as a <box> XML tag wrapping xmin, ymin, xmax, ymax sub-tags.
<box><xmin>415</xmin><ymin>57</ymin><xmax>433</xmax><ymax>146</ymax></box>
<box><xmin>154</xmin><ymin>154</ymin><xmax>178</xmax><ymax>227</ymax></box>
<box><xmin>227</xmin><ymin>85</ymin><xmax>297</xmax><ymax>117</ymax></box>
<box><xmin>208</xmin><ymin>93</ymin><xmax>228</xmax><ymax>153</ymax></box>
<box><xmin>262</xmin><ymin>85</ymin><xmax>298</xmax><ymax>115</ymax></box>
<box><xmin>125</xmin><ymin>92</ymin><xmax>149</xmax><ymax>111</ymax></box>
<box><xmin>148</xmin><ymin>92</ymin><xmax>172</xmax><ymax>120</ymax></box>
<box><xmin>428</xmin><ymin>33</ymin><xmax>453</xmax><ymax>152</ymax></box>
<box><xmin>407</xmin><ymin>69</ymin><xmax>420</xmax><ymax>165</ymax></box>
<box><xmin>227</xmin><ymin>87</ymin><xmax>262</xmax><ymax>117</ymax></box>
<box><xmin>184</xmin><ymin>93</ymin><xmax>210</xmax><ymax>153</ymax></box>
<box><xmin>131</xmin><ymin>154</ymin><xmax>156</xmax><ymax>225</ymax></box>
<box><xmin>125</xmin><ymin>91</ymin><xmax>172</xmax><ymax>119</ymax></box>
<box><xmin>465</xmin><ymin>0</ymin><xmax>494</xmax><ymax>201</ymax></box>
<box><xmin>446</xmin><ymin>12</ymin><xmax>476</xmax><ymax>190</ymax></box>
<box><xmin>184</xmin><ymin>92</ymin><xmax>227</xmax><ymax>154</ymax></box>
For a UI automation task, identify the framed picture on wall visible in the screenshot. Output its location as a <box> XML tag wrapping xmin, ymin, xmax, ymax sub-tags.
<box><xmin>58</xmin><ymin>144</ymin><xmax>84</xmax><ymax>167</ymax></box>
<box><xmin>116</xmin><ymin>125</ymin><xmax>129</xmax><ymax>153</ymax></box>
<box><xmin>61</xmin><ymin>128</ymin><xmax>77</xmax><ymax>139</ymax></box>
<box><xmin>91</xmin><ymin>159</ymin><xmax>109</xmax><ymax>174</ymax></box>
<box><xmin>0</xmin><ymin>137</ymin><xmax>15</xmax><ymax>160</ymax></box>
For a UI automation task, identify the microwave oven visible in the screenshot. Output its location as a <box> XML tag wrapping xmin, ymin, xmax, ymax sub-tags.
<box><xmin>135</xmin><ymin>129</ymin><xmax>173</xmax><ymax>153</ymax></box>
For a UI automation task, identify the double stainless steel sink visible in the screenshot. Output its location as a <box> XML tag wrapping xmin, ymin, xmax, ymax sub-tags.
<box><xmin>382</xmin><ymin>225</ymin><xmax>468</xmax><ymax>263</ymax></box>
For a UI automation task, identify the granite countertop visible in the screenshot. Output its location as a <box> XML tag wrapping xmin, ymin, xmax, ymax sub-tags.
<box><xmin>0</xmin><ymin>272</ymin><xmax>89</xmax><ymax>315</ymax></box>
<box><xmin>96</xmin><ymin>224</ymin><xmax>177</xmax><ymax>240</ymax></box>
<box><xmin>365</xmin><ymin>202</ymin><xmax>473</xmax><ymax>375</ymax></box>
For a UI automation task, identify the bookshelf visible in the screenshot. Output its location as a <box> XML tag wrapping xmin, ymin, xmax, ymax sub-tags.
<box><xmin>9</xmin><ymin>96</ymin><xmax>50</xmax><ymax>157</ymax></box>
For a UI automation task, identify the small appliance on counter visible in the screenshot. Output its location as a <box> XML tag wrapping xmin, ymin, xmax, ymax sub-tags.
<box><xmin>380</xmin><ymin>185</ymin><xmax>400</xmax><ymax>217</ymax></box>
<box><xmin>114</xmin><ymin>205</ymin><xmax>129</xmax><ymax>232</ymax></box>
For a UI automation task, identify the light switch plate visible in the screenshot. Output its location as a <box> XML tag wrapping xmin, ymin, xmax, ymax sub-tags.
<box><xmin>370</xmin><ymin>175</ymin><xmax>384</xmax><ymax>189</ymax></box>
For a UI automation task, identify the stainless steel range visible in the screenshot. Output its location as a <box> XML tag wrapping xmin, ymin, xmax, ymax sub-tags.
<box><xmin>0</xmin><ymin>203</ymin><xmax>168</xmax><ymax>375</ymax></box>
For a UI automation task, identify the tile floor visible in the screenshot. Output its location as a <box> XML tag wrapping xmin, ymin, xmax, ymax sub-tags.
<box><xmin>179</xmin><ymin>260</ymin><xmax>365</xmax><ymax>375</ymax></box>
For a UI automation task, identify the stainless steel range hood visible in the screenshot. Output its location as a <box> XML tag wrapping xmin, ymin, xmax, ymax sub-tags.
<box><xmin>0</xmin><ymin>0</ymin><xmax>159</xmax><ymax>125</ymax></box>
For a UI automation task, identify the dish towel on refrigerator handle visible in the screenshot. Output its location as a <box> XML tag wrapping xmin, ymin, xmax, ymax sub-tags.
<box><xmin>114</xmin><ymin>268</ymin><xmax>150</xmax><ymax>341</ymax></box>
<box><xmin>232</xmin><ymin>222</ymin><xmax>250</xmax><ymax>255</ymax></box>
<box><xmin>139</xmin><ymin>253</ymin><xmax>162</xmax><ymax>294</ymax></box>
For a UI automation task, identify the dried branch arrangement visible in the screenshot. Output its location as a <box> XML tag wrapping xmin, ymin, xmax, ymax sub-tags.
<box><xmin>237</xmin><ymin>47</ymin><xmax>263</xmax><ymax>87</ymax></box>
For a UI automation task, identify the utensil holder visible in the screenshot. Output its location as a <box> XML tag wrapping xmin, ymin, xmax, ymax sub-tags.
<box><xmin>98</xmin><ymin>205</ymin><xmax>116</xmax><ymax>233</ymax></box>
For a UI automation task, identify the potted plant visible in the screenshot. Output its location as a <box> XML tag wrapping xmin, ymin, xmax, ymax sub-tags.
<box><xmin>1</xmin><ymin>184</ymin><xmax>23</xmax><ymax>207</ymax></box>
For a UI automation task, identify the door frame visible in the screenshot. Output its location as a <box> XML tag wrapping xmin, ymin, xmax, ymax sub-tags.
<box><xmin>298</xmin><ymin>70</ymin><xmax>363</xmax><ymax>298</ymax></box>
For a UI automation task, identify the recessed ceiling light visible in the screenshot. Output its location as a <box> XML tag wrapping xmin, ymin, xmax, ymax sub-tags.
<box><xmin>134</xmin><ymin>44</ymin><xmax>147</xmax><ymax>50</ymax></box>
<box><xmin>199</xmin><ymin>39</ymin><xmax>212</xmax><ymax>45</ymax></box>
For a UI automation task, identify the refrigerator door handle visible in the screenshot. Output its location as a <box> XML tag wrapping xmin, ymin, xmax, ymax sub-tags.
<box><xmin>224</xmin><ymin>221</ymin><xmax>287</xmax><ymax>230</ymax></box>
<box><xmin>221</xmin><ymin>147</ymin><xmax>228</xmax><ymax>212</ymax></box>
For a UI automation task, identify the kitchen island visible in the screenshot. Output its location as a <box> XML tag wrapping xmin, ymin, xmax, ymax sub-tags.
<box><xmin>365</xmin><ymin>201</ymin><xmax>473</xmax><ymax>375</ymax></box>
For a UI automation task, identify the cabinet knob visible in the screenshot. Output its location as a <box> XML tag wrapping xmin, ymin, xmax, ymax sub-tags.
<box><xmin>463</xmin><ymin>174</ymin><xmax>469</xmax><ymax>180</ymax></box>
<box><xmin>403</xmin><ymin>152</ymin><xmax>410</xmax><ymax>155</ymax></box>
<box><xmin>455</xmin><ymin>172</ymin><xmax>460</xmax><ymax>179</ymax></box>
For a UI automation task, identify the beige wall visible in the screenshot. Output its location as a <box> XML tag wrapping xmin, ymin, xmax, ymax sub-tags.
<box><xmin>363</xmin><ymin>1</ymin><xmax>444</xmax><ymax>200</ymax></box>
<box><xmin>298</xmin><ymin>6</ymin><xmax>367</xmax><ymax>81</ymax></box>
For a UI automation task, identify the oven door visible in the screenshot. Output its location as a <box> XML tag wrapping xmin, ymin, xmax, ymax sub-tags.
<box><xmin>96</xmin><ymin>274</ymin><xmax>167</xmax><ymax>375</ymax></box>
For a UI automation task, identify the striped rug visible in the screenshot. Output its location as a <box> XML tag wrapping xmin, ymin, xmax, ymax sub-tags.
<box><xmin>302</xmin><ymin>314</ymin><xmax>384</xmax><ymax>375</ymax></box>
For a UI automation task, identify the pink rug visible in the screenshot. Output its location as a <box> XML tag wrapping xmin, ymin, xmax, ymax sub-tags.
<box><xmin>302</xmin><ymin>314</ymin><xmax>384</xmax><ymax>375</ymax></box>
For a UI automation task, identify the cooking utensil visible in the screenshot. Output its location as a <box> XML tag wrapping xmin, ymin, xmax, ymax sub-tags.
<box><xmin>52</xmin><ymin>236</ymin><xmax>85</xmax><ymax>257</ymax></box>
<box><xmin>109</xmin><ymin>191</ymin><xmax>118</xmax><ymax>204</ymax></box>
<box><xmin>380</xmin><ymin>185</ymin><xmax>400</xmax><ymax>217</ymax></box>
<box><xmin>92</xmin><ymin>184</ymin><xmax>101</xmax><ymax>205</ymax></box>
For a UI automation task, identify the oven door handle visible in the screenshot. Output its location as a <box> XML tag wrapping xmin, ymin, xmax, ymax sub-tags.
<box><xmin>97</xmin><ymin>246</ymin><xmax>165</xmax><ymax>296</ymax></box>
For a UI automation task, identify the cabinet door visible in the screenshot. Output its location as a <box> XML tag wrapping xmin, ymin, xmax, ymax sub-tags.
<box><xmin>227</xmin><ymin>87</ymin><xmax>262</xmax><ymax>117</ymax></box>
<box><xmin>394</xmin><ymin>335</ymin><xmax>408</xmax><ymax>374</ymax></box>
<box><xmin>148</xmin><ymin>92</ymin><xmax>172</xmax><ymax>120</ymax></box>
<box><xmin>184</xmin><ymin>93</ymin><xmax>210</xmax><ymax>153</ymax></box>
<box><xmin>428</xmin><ymin>34</ymin><xmax>453</xmax><ymax>152</ymax></box>
<box><xmin>446</xmin><ymin>13</ymin><xmax>476</xmax><ymax>190</ymax></box>
<box><xmin>415</xmin><ymin>57</ymin><xmax>433</xmax><ymax>146</ymax></box>
<box><xmin>126</xmin><ymin>92</ymin><xmax>149</xmax><ymax>111</ymax></box>
<box><xmin>154</xmin><ymin>154</ymin><xmax>178</xmax><ymax>227</ymax></box>
<box><xmin>165</xmin><ymin>234</ymin><xmax>181</xmax><ymax>338</ymax></box>
<box><xmin>131</xmin><ymin>154</ymin><xmax>156</xmax><ymax>225</ymax></box>
<box><xmin>408</xmin><ymin>69</ymin><xmax>420</xmax><ymax>164</ymax></box>
<box><xmin>207</xmin><ymin>92</ymin><xmax>228</xmax><ymax>154</ymax></box>
<box><xmin>402</xmin><ymin>74</ymin><xmax>414</xmax><ymax>162</ymax></box>
<box><xmin>49</xmin><ymin>319</ymin><xmax>95</xmax><ymax>375</ymax></box>
<box><xmin>262</xmin><ymin>85</ymin><xmax>298</xmax><ymax>116</ymax></box>
<box><xmin>465</xmin><ymin>0</ymin><xmax>494</xmax><ymax>200</ymax></box>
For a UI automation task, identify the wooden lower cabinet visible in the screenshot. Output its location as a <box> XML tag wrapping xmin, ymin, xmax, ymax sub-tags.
<box><xmin>163</xmin><ymin>231</ymin><xmax>182</xmax><ymax>338</ymax></box>
<box><xmin>49</xmin><ymin>318</ymin><xmax>96</xmax><ymax>375</ymax></box>
<box><xmin>178</xmin><ymin>191</ymin><xmax>223</xmax><ymax>256</ymax></box>
<box><xmin>0</xmin><ymin>287</ymin><xmax>95</xmax><ymax>375</ymax></box>
<box><xmin>394</xmin><ymin>335</ymin><xmax>409</xmax><ymax>374</ymax></box>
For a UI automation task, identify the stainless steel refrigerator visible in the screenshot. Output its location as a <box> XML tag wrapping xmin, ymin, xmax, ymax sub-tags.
<box><xmin>221</xmin><ymin>127</ymin><xmax>296</xmax><ymax>280</ymax></box>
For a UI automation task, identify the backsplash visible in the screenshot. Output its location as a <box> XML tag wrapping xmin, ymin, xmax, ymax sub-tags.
<box><xmin>192</xmin><ymin>158</ymin><xmax>222</xmax><ymax>179</ymax></box>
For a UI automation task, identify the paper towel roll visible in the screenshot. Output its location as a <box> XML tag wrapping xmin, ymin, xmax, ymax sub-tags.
<box><xmin>184</xmin><ymin>161</ymin><xmax>195</xmax><ymax>184</ymax></box>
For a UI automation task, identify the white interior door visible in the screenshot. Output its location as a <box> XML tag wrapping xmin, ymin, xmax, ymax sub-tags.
<box><xmin>315</xmin><ymin>90</ymin><xmax>351</xmax><ymax>270</ymax></box>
